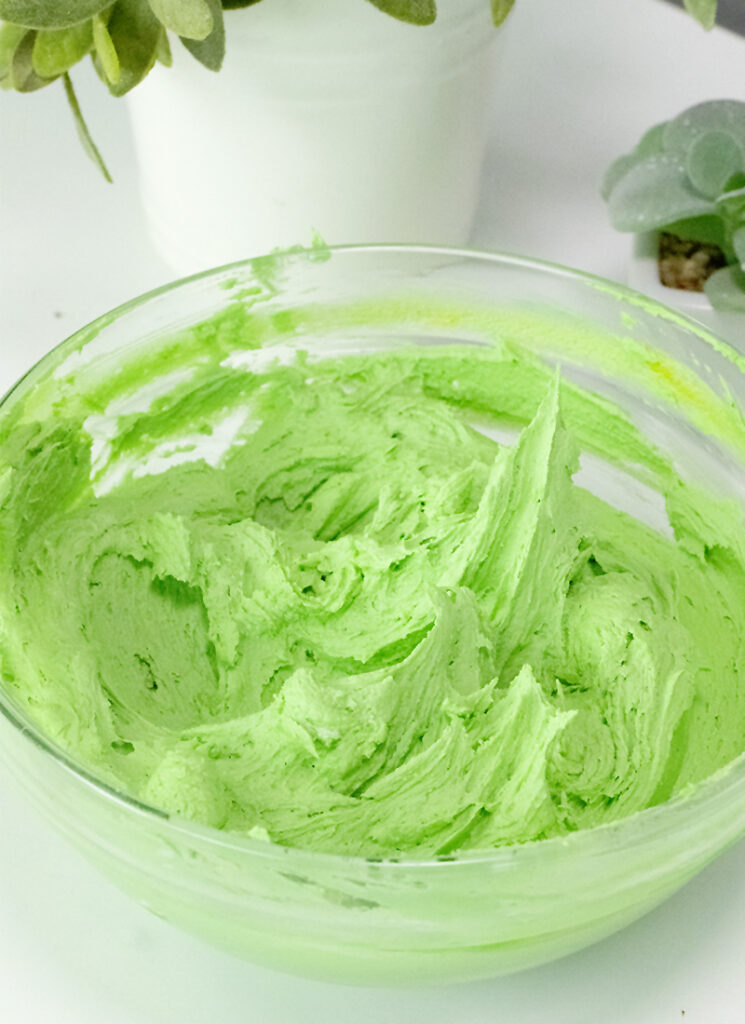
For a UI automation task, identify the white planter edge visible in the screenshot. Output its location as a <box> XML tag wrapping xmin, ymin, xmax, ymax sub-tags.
<box><xmin>629</xmin><ymin>231</ymin><xmax>745</xmax><ymax>351</ymax></box>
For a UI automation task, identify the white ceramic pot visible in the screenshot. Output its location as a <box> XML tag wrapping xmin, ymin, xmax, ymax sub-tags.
<box><xmin>629</xmin><ymin>232</ymin><xmax>744</xmax><ymax>350</ymax></box>
<box><xmin>126</xmin><ymin>0</ymin><xmax>506</xmax><ymax>276</ymax></box>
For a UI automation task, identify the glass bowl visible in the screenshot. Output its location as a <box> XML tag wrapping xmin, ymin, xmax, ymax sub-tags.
<box><xmin>2</xmin><ymin>245</ymin><xmax>745</xmax><ymax>986</ymax></box>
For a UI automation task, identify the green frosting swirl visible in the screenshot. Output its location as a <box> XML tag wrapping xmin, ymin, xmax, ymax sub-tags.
<box><xmin>2</xmin><ymin>305</ymin><xmax>745</xmax><ymax>858</ymax></box>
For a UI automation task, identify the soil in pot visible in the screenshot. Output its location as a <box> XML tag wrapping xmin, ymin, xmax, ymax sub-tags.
<box><xmin>658</xmin><ymin>231</ymin><xmax>727</xmax><ymax>291</ymax></box>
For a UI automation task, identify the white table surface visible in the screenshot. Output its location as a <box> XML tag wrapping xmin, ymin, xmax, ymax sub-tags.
<box><xmin>3</xmin><ymin>0</ymin><xmax>745</xmax><ymax>1021</ymax></box>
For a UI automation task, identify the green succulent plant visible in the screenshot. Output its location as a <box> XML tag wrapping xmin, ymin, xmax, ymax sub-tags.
<box><xmin>603</xmin><ymin>99</ymin><xmax>745</xmax><ymax>312</ymax></box>
<box><xmin>0</xmin><ymin>0</ymin><xmax>724</xmax><ymax>182</ymax></box>
<box><xmin>0</xmin><ymin>0</ymin><xmax>517</xmax><ymax>179</ymax></box>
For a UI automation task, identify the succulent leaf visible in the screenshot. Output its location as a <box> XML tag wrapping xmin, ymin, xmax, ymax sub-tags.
<box><xmin>0</xmin><ymin>1</ymin><xmax>113</xmax><ymax>29</ymax></box>
<box><xmin>364</xmin><ymin>0</ymin><xmax>437</xmax><ymax>26</ymax></box>
<box><xmin>665</xmin><ymin>214</ymin><xmax>726</xmax><ymax>250</ymax></box>
<box><xmin>601</xmin><ymin>153</ymin><xmax>637</xmax><ymax>203</ymax></box>
<box><xmin>683</xmin><ymin>0</ymin><xmax>718</xmax><ymax>30</ymax></box>
<box><xmin>601</xmin><ymin>124</ymin><xmax>666</xmax><ymax>201</ymax></box>
<box><xmin>0</xmin><ymin>20</ymin><xmax>26</xmax><ymax>84</ymax></box>
<box><xmin>147</xmin><ymin>0</ymin><xmax>213</xmax><ymax>40</ymax></box>
<box><xmin>92</xmin><ymin>11</ymin><xmax>120</xmax><ymax>83</ymax></box>
<box><xmin>31</xmin><ymin>21</ymin><xmax>93</xmax><ymax>77</ymax></box>
<box><xmin>96</xmin><ymin>0</ymin><xmax>161</xmax><ymax>97</ymax></box>
<box><xmin>636</xmin><ymin>122</ymin><xmax>667</xmax><ymax>158</ymax></box>
<box><xmin>62</xmin><ymin>70</ymin><xmax>112</xmax><ymax>180</ymax></box>
<box><xmin>605</xmin><ymin>152</ymin><xmax>715</xmax><ymax>232</ymax></box>
<box><xmin>181</xmin><ymin>0</ymin><xmax>224</xmax><ymax>71</ymax></box>
<box><xmin>154</xmin><ymin>24</ymin><xmax>170</xmax><ymax>65</ymax></box>
<box><xmin>704</xmin><ymin>264</ymin><xmax>745</xmax><ymax>311</ymax></box>
<box><xmin>11</xmin><ymin>27</ymin><xmax>54</xmax><ymax>89</ymax></box>
<box><xmin>490</xmin><ymin>0</ymin><xmax>515</xmax><ymax>26</ymax></box>
<box><xmin>686</xmin><ymin>130</ymin><xmax>743</xmax><ymax>200</ymax></box>
<box><xmin>663</xmin><ymin>100</ymin><xmax>745</xmax><ymax>156</ymax></box>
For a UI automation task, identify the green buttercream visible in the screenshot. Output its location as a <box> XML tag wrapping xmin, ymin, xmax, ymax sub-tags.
<box><xmin>2</xmin><ymin>301</ymin><xmax>745</xmax><ymax>859</ymax></box>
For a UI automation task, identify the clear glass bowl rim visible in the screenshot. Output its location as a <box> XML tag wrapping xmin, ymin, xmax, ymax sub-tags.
<box><xmin>3</xmin><ymin>241</ymin><xmax>745</xmax><ymax>873</ymax></box>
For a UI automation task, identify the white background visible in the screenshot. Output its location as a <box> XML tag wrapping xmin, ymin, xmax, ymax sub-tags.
<box><xmin>2</xmin><ymin>0</ymin><xmax>745</xmax><ymax>1020</ymax></box>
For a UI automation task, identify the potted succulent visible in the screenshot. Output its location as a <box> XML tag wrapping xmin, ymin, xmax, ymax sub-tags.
<box><xmin>0</xmin><ymin>0</ymin><xmax>518</xmax><ymax>273</ymax></box>
<box><xmin>0</xmin><ymin>0</ymin><xmax>726</xmax><ymax>274</ymax></box>
<box><xmin>602</xmin><ymin>98</ymin><xmax>745</xmax><ymax>343</ymax></box>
